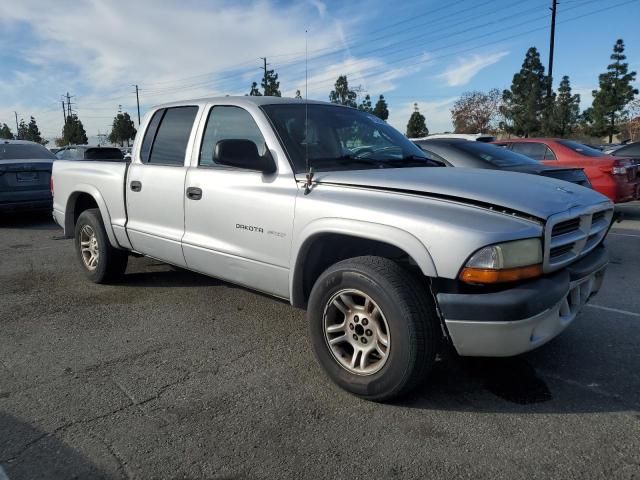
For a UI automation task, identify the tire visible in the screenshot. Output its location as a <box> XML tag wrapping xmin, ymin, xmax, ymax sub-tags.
<box><xmin>74</xmin><ymin>208</ymin><xmax>128</xmax><ymax>283</ymax></box>
<box><xmin>307</xmin><ymin>256</ymin><xmax>440</xmax><ymax>401</ymax></box>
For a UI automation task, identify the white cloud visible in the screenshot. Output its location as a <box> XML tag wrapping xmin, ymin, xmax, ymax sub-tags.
<box><xmin>309</xmin><ymin>0</ymin><xmax>327</xmax><ymax>18</ymax></box>
<box><xmin>0</xmin><ymin>0</ymin><xmax>352</xmax><ymax>140</ymax></box>
<box><xmin>438</xmin><ymin>51</ymin><xmax>509</xmax><ymax>87</ymax></box>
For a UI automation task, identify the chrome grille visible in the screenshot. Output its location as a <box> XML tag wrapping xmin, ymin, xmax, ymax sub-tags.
<box><xmin>543</xmin><ymin>203</ymin><xmax>613</xmax><ymax>272</ymax></box>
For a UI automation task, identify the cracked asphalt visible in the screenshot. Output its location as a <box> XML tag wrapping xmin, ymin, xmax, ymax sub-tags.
<box><xmin>1</xmin><ymin>206</ymin><xmax>639</xmax><ymax>479</ymax></box>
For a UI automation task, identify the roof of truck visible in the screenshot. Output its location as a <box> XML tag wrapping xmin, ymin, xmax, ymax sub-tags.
<box><xmin>153</xmin><ymin>96</ymin><xmax>340</xmax><ymax>109</ymax></box>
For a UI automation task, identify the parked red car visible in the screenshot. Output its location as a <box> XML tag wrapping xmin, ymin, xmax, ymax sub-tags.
<box><xmin>493</xmin><ymin>138</ymin><xmax>640</xmax><ymax>203</ymax></box>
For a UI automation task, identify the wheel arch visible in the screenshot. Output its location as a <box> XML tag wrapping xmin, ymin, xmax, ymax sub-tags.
<box><xmin>290</xmin><ymin>219</ymin><xmax>437</xmax><ymax>309</ymax></box>
<box><xmin>64</xmin><ymin>185</ymin><xmax>119</xmax><ymax>248</ymax></box>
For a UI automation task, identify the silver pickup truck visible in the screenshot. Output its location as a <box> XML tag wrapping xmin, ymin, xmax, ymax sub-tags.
<box><xmin>52</xmin><ymin>97</ymin><xmax>613</xmax><ymax>401</ymax></box>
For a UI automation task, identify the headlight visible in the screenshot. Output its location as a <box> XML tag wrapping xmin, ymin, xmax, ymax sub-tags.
<box><xmin>460</xmin><ymin>238</ymin><xmax>543</xmax><ymax>284</ymax></box>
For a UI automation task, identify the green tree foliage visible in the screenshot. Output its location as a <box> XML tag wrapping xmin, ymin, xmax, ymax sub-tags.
<box><xmin>500</xmin><ymin>47</ymin><xmax>550</xmax><ymax>137</ymax></box>
<box><xmin>262</xmin><ymin>69</ymin><xmax>281</xmax><ymax>97</ymax></box>
<box><xmin>17</xmin><ymin>119</ymin><xmax>28</xmax><ymax>140</ymax></box>
<box><xmin>295</xmin><ymin>89</ymin><xmax>302</xmax><ymax>99</ymax></box>
<box><xmin>0</xmin><ymin>123</ymin><xmax>14</xmax><ymax>139</ymax></box>
<box><xmin>358</xmin><ymin>94</ymin><xmax>373</xmax><ymax>113</ymax></box>
<box><xmin>61</xmin><ymin>114</ymin><xmax>88</xmax><ymax>145</ymax></box>
<box><xmin>549</xmin><ymin>76</ymin><xmax>580</xmax><ymax>136</ymax></box>
<box><xmin>248</xmin><ymin>82</ymin><xmax>262</xmax><ymax>96</ymax></box>
<box><xmin>372</xmin><ymin>95</ymin><xmax>389</xmax><ymax>121</ymax></box>
<box><xmin>108</xmin><ymin>112</ymin><xmax>137</xmax><ymax>147</ymax></box>
<box><xmin>406</xmin><ymin>103</ymin><xmax>428</xmax><ymax>138</ymax></box>
<box><xmin>24</xmin><ymin>116</ymin><xmax>43</xmax><ymax>143</ymax></box>
<box><xmin>584</xmin><ymin>39</ymin><xmax>638</xmax><ymax>142</ymax></box>
<box><xmin>451</xmin><ymin>89</ymin><xmax>501</xmax><ymax>133</ymax></box>
<box><xmin>329</xmin><ymin>75</ymin><xmax>357</xmax><ymax>107</ymax></box>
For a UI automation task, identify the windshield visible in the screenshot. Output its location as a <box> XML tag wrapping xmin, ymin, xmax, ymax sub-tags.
<box><xmin>262</xmin><ymin>104</ymin><xmax>435</xmax><ymax>173</ymax></box>
<box><xmin>557</xmin><ymin>140</ymin><xmax>607</xmax><ymax>157</ymax></box>
<box><xmin>0</xmin><ymin>143</ymin><xmax>56</xmax><ymax>160</ymax></box>
<box><xmin>453</xmin><ymin>141</ymin><xmax>539</xmax><ymax>167</ymax></box>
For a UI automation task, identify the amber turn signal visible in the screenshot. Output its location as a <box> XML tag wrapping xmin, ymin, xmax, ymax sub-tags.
<box><xmin>459</xmin><ymin>264</ymin><xmax>543</xmax><ymax>284</ymax></box>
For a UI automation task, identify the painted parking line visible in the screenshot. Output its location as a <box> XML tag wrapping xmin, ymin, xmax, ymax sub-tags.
<box><xmin>587</xmin><ymin>303</ymin><xmax>640</xmax><ymax>318</ymax></box>
<box><xmin>0</xmin><ymin>466</ymin><xmax>10</xmax><ymax>480</ymax></box>
<box><xmin>609</xmin><ymin>232</ymin><xmax>640</xmax><ymax>238</ymax></box>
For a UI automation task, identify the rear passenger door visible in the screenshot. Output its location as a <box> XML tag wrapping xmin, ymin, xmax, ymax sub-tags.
<box><xmin>126</xmin><ymin>106</ymin><xmax>200</xmax><ymax>267</ymax></box>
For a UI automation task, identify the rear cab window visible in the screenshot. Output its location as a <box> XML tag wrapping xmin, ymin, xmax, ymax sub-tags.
<box><xmin>140</xmin><ymin>106</ymin><xmax>199</xmax><ymax>165</ymax></box>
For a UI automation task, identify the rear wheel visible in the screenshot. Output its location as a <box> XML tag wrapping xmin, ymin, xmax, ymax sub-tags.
<box><xmin>74</xmin><ymin>208</ymin><xmax>128</xmax><ymax>283</ymax></box>
<box><xmin>307</xmin><ymin>256</ymin><xmax>440</xmax><ymax>401</ymax></box>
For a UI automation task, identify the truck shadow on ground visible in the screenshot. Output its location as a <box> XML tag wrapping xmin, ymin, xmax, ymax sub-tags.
<box><xmin>398</xmin><ymin>349</ymin><xmax>636</xmax><ymax>414</ymax></box>
<box><xmin>0</xmin><ymin>211</ymin><xmax>57</xmax><ymax>231</ymax></box>
<box><xmin>0</xmin><ymin>413</ymin><xmax>111</xmax><ymax>480</ymax></box>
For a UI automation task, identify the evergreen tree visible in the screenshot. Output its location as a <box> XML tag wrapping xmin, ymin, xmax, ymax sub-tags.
<box><xmin>248</xmin><ymin>82</ymin><xmax>262</xmax><ymax>96</ymax></box>
<box><xmin>406</xmin><ymin>103</ymin><xmax>428</xmax><ymax>138</ymax></box>
<box><xmin>17</xmin><ymin>119</ymin><xmax>28</xmax><ymax>140</ymax></box>
<box><xmin>0</xmin><ymin>123</ymin><xmax>14</xmax><ymax>139</ymax></box>
<box><xmin>329</xmin><ymin>75</ymin><xmax>357</xmax><ymax>107</ymax></box>
<box><xmin>587</xmin><ymin>39</ymin><xmax>638</xmax><ymax>142</ymax></box>
<box><xmin>262</xmin><ymin>69</ymin><xmax>281</xmax><ymax>97</ymax></box>
<box><xmin>295</xmin><ymin>89</ymin><xmax>302</xmax><ymax>99</ymax></box>
<box><xmin>108</xmin><ymin>111</ymin><xmax>137</xmax><ymax>147</ymax></box>
<box><xmin>61</xmin><ymin>114</ymin><xmax>88</xmax><ymax>145</ymax></box>
<box><xmin>500</xmin><ymin>47</ymin><xmax>549</xmax><ymax>137</ymax></box>
<box><xmin>372</xmin><ymin>95</ymin><xmax>389</xmax><ymax>121</ymax></box>
<box><xmin>358</xmin><ymin>94</ymin><xmax>373</xmax><ymax>113</ymax></box>
<box><xmin>550</xmin><ymin>76</ymin><xmax>580</xmax><ymax>136</ymax></box>
<box><xmin>24</xmin><ymin>116</ymin><xmax>43</xmax><ymax>143</ymax></box>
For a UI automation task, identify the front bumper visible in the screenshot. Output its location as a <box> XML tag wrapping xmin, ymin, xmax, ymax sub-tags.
<box><xmin>437</xmin><ymin>247</ymin><xmax>608</xmax><ymax>357</ymax></box>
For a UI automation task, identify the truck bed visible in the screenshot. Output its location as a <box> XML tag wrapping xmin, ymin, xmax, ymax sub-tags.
<box><xmin>52</xmin><ymin>160</ymin><xmax>129</xmax><ymax>246</ymax></box>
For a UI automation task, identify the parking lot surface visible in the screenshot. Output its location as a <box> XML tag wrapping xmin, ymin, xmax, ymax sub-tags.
<box><xmin>1</xmin><ymin>207</ymin><xmax>639</xmax><ymax>479</ymax></box>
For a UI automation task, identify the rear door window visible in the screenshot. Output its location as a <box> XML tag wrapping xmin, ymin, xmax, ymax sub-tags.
<box><xmin>511</xmin><ymin>142</ymin><xmax>548</xmax><ymax>161</ymax></box>
<box><xmin>144</xmin><ymin>106</ymin><xmax>198</xmax><ymax>166</ymax></box>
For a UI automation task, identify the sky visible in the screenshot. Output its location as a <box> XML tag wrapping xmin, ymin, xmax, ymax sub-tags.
<box><xmin>0</xmin><ymin>0</ymin><xmax>639</xmax><ymax>144</ymax></box>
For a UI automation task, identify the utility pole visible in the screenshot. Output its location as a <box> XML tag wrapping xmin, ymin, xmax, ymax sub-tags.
<box><xmin>65</xmin><ymin>92</ymin><xmax>74</xmax><ymax>118</ymax></box>
<box><xmin>133</xmin><ymin>84</ymin><xmax>141</xmax><ymax>125</ymax></box>
<box><xmin>547</xmin><ymin>0</ymin><xmax>558</xmax><ymax>97</ymax></box>
<box><xmin>61</xmin><ymin>100</ymin><xmax>67</xmax><ymax>125</ymax></box>
<box><xmin>260</xmin><ymin>57</ymin><xmax>268</xmax><ymax>96</ymax></box>
<box><xmin>14</xmin><ymin>112</ymin><xmax>19</xmax><ymax>139</ymax></box>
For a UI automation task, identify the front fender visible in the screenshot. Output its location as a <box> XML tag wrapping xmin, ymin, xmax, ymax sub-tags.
<box><xmin>289</xmin><ymin>218</ymin><xmax>438</xmax><ymax>307</ymax></box>
<box><xmin>64</xmin><ymin>185</ymin><xmax>119</xmax><ymax>248</ymax></box>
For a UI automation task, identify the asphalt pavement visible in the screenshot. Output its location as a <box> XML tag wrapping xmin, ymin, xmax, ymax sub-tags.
<box><xmin>1</xmin><ymin>206</ymin><xmax>639</xmax><ymax>479</ymax></box>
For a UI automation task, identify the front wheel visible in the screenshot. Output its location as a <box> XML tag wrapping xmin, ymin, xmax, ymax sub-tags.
<box><xmin>307</xmin><ymin>256</ymin><xmax>440</xmax><ymax>401</ymax></box>
<box><xmin>74</xmin><ymin>208</ymin><xmax>128</xmax><ymax>283</ymax></box>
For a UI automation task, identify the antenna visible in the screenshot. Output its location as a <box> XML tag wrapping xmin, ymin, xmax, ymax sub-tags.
<box><xmin>304</xmin><ymin>28</ymin><xmax>314</xmax><ymax>195</ymax></box>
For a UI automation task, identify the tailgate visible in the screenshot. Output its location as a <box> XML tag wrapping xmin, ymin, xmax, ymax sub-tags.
<box><xmin>539</xmin><ymin>168</ymin><xmax>591</xmax><ymax>188</ymax></box>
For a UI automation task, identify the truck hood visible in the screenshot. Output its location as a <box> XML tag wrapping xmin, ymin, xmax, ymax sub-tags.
<box><xmin>313</xmin><ymin>167</ymin><xmax>611</xmax><ymax>220</ymax></box>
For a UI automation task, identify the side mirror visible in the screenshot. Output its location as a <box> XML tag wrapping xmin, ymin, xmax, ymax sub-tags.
<box><xmin>215</xmin><ymin>139</ymin><xmax>276</xmax><ymax>174</ymax></box>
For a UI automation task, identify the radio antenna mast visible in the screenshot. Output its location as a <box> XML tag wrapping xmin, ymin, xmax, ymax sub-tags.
<box><xmin>304</xmin><ymin>28</ymin><xmax>314</xmax><ymax>195</ymax></box>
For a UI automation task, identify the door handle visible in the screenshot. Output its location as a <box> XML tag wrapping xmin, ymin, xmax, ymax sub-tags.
<box><xmin>130</xmin><ymin>180</ymin><xmax>142</xmax><ymax>192</ymax></box>
<box><xmin>186</xmin><ymin>187</ymin><xmax>202</xmax><ymax>200</ymax></box>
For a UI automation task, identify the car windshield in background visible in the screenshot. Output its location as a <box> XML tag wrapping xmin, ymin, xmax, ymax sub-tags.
<box><xmin>262</xmin><ymin>104</ymin><xmax>435</xmax><ymax>173</ymax></box>
<box><xmin>557</xmin><ymin>140</ymin><xmax>607</xmax><ymax>157</ymax></box>
<box><xmin>85</xmin><ymin>148</ymin><xmax>124</xmax><ymax>160</ymax></box>
<box><xmin>454</xmin><ymin>141</ymin><xmax>539</xmax><ymax>167</ymax></box>
<box><xmin>0</xmin><ymin>143</ymin><xmax>56</xmax><ymax>160</ymax></box>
